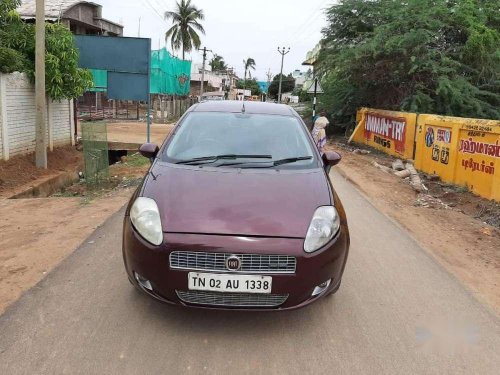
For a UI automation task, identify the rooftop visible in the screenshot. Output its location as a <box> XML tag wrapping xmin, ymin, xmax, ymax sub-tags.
<box><xmin>191</xmin><ymin>101</ymin><xmax>296</xmax><ymax>116</ymax></box>
<box><xmin>18</xmin><ymin>0</ymin><xmax>93</xmax><ymax>21</ymax></box>
<box><xmin>17</xmin><ymin>0</ymin><xmax>123</xmax><ymax>28</ymax></box>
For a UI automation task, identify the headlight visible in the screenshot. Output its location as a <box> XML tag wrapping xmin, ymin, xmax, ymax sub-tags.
<box><xmin>304</xmin><ymin>206</ymin><xmax>340</xmax><ymax>253</ymax></box>
<box><xmin>130</xmin><ymin>197</ymin><xmax>163</xmax><ymax>246</ymax></box>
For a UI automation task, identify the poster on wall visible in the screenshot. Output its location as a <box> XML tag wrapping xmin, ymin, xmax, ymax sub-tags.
<box><xmin>424</xmin><ymin>126</ymin><xmax>452</xmax><ymax>166</ymax></box>
<box><xmin>364</xmin><ymin>112</ymin><xmax>407</xmax><ymax>154</ymax></box>
<box><xmin>458</xmin><ymin>125</ymin><xmax>498</xmax><ymax>177</ymax></box>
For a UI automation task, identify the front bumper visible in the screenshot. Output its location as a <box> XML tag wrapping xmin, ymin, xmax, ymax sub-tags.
<box><xmin>122</xmin><ymin>219</ymin><xmax>349</xmax><ymax>310</ymax></box>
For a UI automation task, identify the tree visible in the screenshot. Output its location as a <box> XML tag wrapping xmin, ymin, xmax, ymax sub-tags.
<box><xmin>236</xmin><ymin>79</ymin><xmax>261</xmax><ymax>96</ymax></box>
<box><xmin>268</xmin><ymin>74</ymin><xmax>295</xmax><ymax>99</ymax></box>
<box><xmin>0</xmin><ymin>0</ymin><xmax>26</xmax><ymax>73</ymax></box>
<box><xmin>0</xmin><ymin>2</ymin><xmax>92</xmax><ymax>99</ymax></box>
<box><xmin>317</xmin><ymin>0</ymin><xmax>500</xmax><ymax>127</ymax></box>
<box><xmin>164</xmin><ymin>0</ymin><xmax>205</xmax><ymax>60</ymax></box>
<box><xmin>243</xmin><ymin>57</ymin><xmax>256</xmax><ymax>80</ymax></box>
<box><xmin>292</xmin><ymin>87</ymin><xmax>311</xmax><ymax>103</ymax></box>
<box><xmin>209</xmin><ymin>54</ymin><xmax>227</xmax><ymax>72</ymax></box>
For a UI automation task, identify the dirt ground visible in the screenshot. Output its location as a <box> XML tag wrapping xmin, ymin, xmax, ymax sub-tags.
<box><xmin>0</xmin><ymin>153</ymin><xmax>150</xmax><ymax>314</ymax></box>
<box><xmin>329</xmin><ymin>141</ymin><xmax>500</xmax><ymax>315</ymax></box>
<box><xmin>0</xmin><ymin>146</ymin><xmax>82</xmax><ymax>198</ymax></box>
<box><xmin>102</xmin><ymin>121</ymin><xmax>174</xmax><ymax>145</ymax></box>
<box><xmin>0</xmin><ymin>120</ymin><xmax>170</xmax><ymax>313</ymax></box>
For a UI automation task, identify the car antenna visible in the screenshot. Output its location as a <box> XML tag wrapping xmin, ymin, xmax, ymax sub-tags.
<box><xmin>241</xmin><ymin>101</ymin><xmax>246</xmax><ymax>113</ymax></box>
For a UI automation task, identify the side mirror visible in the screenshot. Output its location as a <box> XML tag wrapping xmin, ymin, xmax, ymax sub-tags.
<box><xmin>322</xmin><ymin>151</ymin><xmax>342</xmax><ymax>173</ymax></box>
<box><xmin>139</xmin><ymin>143</ymin><xmax>159</xmax><ymax>160</ymax></box>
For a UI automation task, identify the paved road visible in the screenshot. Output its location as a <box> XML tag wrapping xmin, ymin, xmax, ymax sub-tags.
<box><xmin>1</xmin><ymin>170</ymin><xmax>499</xmax><ymax>374</ymax></box>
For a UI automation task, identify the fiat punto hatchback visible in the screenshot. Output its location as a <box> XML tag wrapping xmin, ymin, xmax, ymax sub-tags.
<box><xmin>123</xmin><ymin>101</ymin><xmax>349</xmax><ymax>310</ymax></box>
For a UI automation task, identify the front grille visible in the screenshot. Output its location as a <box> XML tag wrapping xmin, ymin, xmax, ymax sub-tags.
<box><xmin>176</xmin><ymin>290</ymin><xmax>288</xmax><ymax>307</ymax></box>
<box><xmin>169</xmin><ymin>251</ymin><xmax>296</xmax><ymax>274</ymax></box>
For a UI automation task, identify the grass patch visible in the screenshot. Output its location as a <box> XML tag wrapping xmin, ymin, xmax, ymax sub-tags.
<box><xmin>114</xmin><ymin>152</ymin><xmax>150</xmax><ymax>169</ymax></box>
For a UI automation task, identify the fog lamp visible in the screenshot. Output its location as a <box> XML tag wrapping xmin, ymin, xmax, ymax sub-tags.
<box><xmin>134</xmin><ymin>272</ymin><xmax>153</xmax><ymax>291</ymax></box>
<box><xmin>312</xmin><ymin>279</ymin><xmax>331</xmax><ymax>297</ymax></box>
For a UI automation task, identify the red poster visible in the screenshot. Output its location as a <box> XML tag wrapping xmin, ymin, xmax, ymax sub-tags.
<box><xmin>364</xmin><ymin>113</ymin><xmax>407</xmax><ymax>154</ymax></box>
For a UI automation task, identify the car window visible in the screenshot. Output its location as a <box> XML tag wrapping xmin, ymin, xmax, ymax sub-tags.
<box><xmin>162</xmin><ymin>112</ymin><xmax>317</xmax><ymax>169</ymax></box>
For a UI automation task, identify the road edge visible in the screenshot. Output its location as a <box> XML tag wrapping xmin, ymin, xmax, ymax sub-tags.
<box><xmin>0</xmin><ymin>204</ymin><xmax>128</xmax><ymax>319</ymax></box>
<box><xmin>332</xmin><ymin>165</ymin><xmax>500</xmax><ymax>318</ymax></box>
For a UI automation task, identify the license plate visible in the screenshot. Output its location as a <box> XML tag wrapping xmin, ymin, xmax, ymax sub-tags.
<box><xmin>188</xmin><ymin>272</ymin><xmax>272</xmax><ymax>294</ymax></box>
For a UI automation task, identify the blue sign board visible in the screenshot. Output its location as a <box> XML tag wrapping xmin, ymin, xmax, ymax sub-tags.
<box><xmin>74</xmin><ymin>35</ymin><xmax>151</xmax><ymax>101</ymax></box>
<box><xmin>257</xmin><ymin>81</ymin><xmax>270</xmax><ymax>94</ymax></box>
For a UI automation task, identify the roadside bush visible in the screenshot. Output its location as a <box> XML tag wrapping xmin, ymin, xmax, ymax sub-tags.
<box><xmin>0</xmin><ymin>0</ymin><xmax>92</xmax><ymax>99</ymax></box>
<box><xmin>317</xmin><ymin>0</ymin><xmax>500</xmax><ymax>128</ymax></box>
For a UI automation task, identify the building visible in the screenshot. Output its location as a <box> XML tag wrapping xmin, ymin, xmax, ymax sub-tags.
<box><xmin>17</xmin><ymin>0</ymin><xmax>123</xmax><ymax>36</ymax></box>
<box><xmin>235</xmin><ymin>89</ymin><xmax>251</xmax><ymax>101</ymax></box>
<box><xmin>190</xmin><ymin>63</ymin><xmax>239</xmax><ymax>98</ymax></box>
<box><xmin>291</xmin><ymin>69</ymin><xmax>312</xmax><ymax>90</ymax></box>
<box><xmin>302</xmin><ymin>43</ymin><xmax>320</xmax><ymax>66</ymax></box>
<box><xmin>190</xmin><ymin>64</ymin><xmax>224</xmax><ymax>96</ymax></box>
<box><xmin>302</xmin><ymin>43</ymin><xmax>321</xmax><ymax>93</ymax></box>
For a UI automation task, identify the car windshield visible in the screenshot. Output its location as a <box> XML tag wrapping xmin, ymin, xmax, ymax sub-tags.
<box><xmin>162</xmin><ymin>112</ymin><xmax>317</xmax><ymax>169</ymax></box>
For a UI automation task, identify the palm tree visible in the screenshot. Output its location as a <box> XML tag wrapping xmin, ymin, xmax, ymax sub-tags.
<box><xmin>210</xmin><ymin>54</ymin><xmax>227</xmax><ymax>72</ymax></box>
<box><xmin>164</xmin><ymin>0</ymin><xmax>205</xmax><ymax>60</ymax></box>
<box><xmin>243</xmin><ymin>58</ymin><xmax>256</xmax><ymax>80</ymax></box>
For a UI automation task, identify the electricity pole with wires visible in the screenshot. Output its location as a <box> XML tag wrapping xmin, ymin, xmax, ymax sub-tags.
<box><xmin>198</xmin><ymin>47</ymin><xmax>212</xmax><ymax>98</ymax></box>
<box><xmin>35</xmin><ymin>0</ymin><xmax>47</xmax><ymax>168</ymax></box>
<box><xmin>277</xmin><ymin>47</ymin><xmax>290</xmax><ymax>104</ymax></box>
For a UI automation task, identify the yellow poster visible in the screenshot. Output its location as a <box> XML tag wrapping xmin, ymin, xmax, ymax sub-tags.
<box><xmin>455</xmin><ymin>126</ymin><xmax>499</xmax><ymax>200</ymax></box>
<box><xmin>415</xmin><ymin>115</ymin><xmax>499</xmax><ymax>201</ymax></box>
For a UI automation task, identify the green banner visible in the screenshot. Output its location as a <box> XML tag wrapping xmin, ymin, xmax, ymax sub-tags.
<box><xmin>150</xmin><ymin>48</ymin><xmax>191</xmax><ymax>96</ymax></box>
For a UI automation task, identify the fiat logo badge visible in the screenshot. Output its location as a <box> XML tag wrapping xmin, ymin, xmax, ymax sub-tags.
<box><xmin>226</xmin><ymin>255</ymin><xmax>242</xmax><ymax>271</ymax></box>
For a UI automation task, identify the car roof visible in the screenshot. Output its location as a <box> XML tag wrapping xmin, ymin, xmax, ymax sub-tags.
<box><xmin>190</xmin><ymin>100</ymin><xmax>296</xmax><ymax>116</ymax></box>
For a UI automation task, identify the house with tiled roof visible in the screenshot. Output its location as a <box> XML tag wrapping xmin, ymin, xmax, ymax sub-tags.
<box><xmin>17</xmin><ymin>0</ymin><xmax>123</xmax><ymax>36</ymax></box>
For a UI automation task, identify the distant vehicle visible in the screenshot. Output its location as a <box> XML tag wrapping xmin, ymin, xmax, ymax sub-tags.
<box><xmin>123</xmin><ymin>101</ymin><xmax>350</xmax><ymax>310</ymax></box>
<box><xmin>200</xmin><ymin>91</ymin><xmax>225</xmax><ymax>101</ymax></box>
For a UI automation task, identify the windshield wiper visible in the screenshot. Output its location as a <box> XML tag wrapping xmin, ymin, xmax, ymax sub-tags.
<box><xmin>175</xmin><ymin>154</ymin><xmax>272</xmax><ymax>165</ymax></box>
<box><xmin>216</xmin><ymin>156</ymin><xmax>313</xmax><ymax>168</ymax></box>
<box><xmin>271</xmin><ymin>156</ymin><xmax>313</xmax><ymax>166</ymax></box>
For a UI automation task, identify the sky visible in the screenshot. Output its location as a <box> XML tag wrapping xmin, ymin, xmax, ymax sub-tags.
<box><xmin>96</xmin><ymin>0</ymin><xmax>334</xmax><ymax>80</ymax></box>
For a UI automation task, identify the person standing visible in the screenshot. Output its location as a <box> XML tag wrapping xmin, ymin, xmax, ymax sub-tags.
<box><xmin>312</xmin><ymin>110</ymin><xmax>329</xmax><ymax>154</ymax></box>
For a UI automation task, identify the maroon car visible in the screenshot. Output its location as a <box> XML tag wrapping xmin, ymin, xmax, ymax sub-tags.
<box><xmin>122</xmin><ymin>101</ymin><xmax>349</xmax><ymax>310</ymax></box>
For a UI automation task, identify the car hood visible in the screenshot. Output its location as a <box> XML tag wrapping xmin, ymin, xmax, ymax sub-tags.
<box><xmin>142</xmin><ymin>163</ymin><xmax>332</xmax><ymax>238</ymax></box>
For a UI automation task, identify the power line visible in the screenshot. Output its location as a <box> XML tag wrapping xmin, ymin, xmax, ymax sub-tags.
<box><xmin>150</xmin><ymin>0</ymin><xmax>169</xmax><ymax>18</ymax></box>
<box><xmin>141</xmin><ymin>0</ymin><xmax>167</xmax><ymax>24</ymax></box>
<box><xmin>284</xmin><ymin>0</ymin><xmax>330</xmax><ymax>46</ymax></box>
<box><xmin>285</xmin><ymin>8</ymin><xmax>325</xmax><ymax>46</ymax></box>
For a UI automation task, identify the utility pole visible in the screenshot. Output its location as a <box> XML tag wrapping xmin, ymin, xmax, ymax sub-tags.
<box><xmin>227</xmin><ymin>67</ymin><xmax>234</xmax><ymax>99</ymax></box>
<box><xmin>277</xmin><ymin>47</ymin><xmax>290</xmax><ymax>104</ymax></box>
<box><xmin>312</xmin><ymin>77</ymin><xmax>318</xmax><ymax>118</ymax></box>
<box><xmin>35</xmin><ymin>0</ymin><xmax>47</xmax><ymax>168</ymax></box>
<box><xmin>198</xmin><ymin>47</ymin><xmax>212</xmax><ymax>98</ymax></box>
